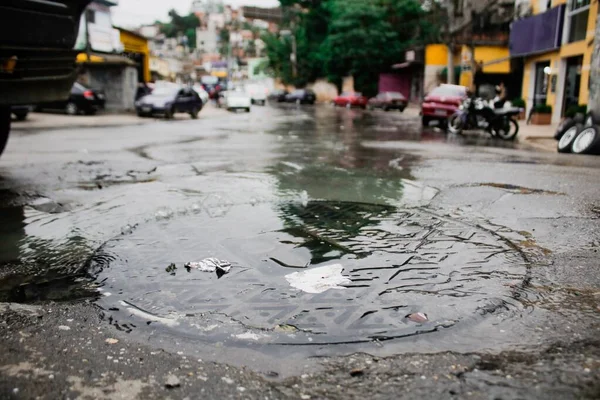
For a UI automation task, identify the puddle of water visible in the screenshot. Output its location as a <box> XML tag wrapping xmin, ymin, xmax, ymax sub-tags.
<box><xmin>93</xmin><ymin>200</ymin><xmax>532</xmax><ymax>348</ymax></box>
<box><xmin>0</xmin><ymin>190</ymin><xmax>98</xmax><ymax>303</ymax></box>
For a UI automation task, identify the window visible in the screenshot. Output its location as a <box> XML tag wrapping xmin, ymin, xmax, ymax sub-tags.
<box><xmin>86</xmin><ymin>9</ymin><xmax>95</xmax><ymax>24</ymax></box>
<box><xmin>453</xmin><ymin>0</ymin><xmax>464</xmax><ymax>17</ymax></box>
<box><xmin>567</xmin><ymin>0</ymin><xmax>590</xmax><ymax>43</ymax></box>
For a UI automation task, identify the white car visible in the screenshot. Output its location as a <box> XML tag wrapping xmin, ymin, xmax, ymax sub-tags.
<box><xmin>218</xmin><ymin>90</ymin><xmax>251</xmax><ymax>112</ymax></box>
<box><xmin>192</xmin><ymin>85</ymin><xmax>210</xmax><ymax>105</ymax></box>
<box><xmin>244</xmin><ymin>84</ymin><xmax>268</xmax><ymax>105</ymax></box>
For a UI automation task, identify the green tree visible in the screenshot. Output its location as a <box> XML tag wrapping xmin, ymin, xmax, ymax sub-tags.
<box><xmin>159</xmin><ymin>9</ymin><xmax>201</xmax><ymax>49</ymax></box>
<box><xmin>265</xmin><ymin>0</ymin><xmax>438</xmax><ymax>94</ymax></box>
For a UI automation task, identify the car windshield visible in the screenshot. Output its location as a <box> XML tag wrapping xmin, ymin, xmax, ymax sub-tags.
<box><xmin>152</xmin><ymin>87</ymin><xmax>179</xmax><ymax>97</ymax></box>
<box><xmin>342</xmin><ymin>92</ymin><xmax>360</xmax><ymax>97</ymax></box>
<box><xmin>386</xmin><ymin>92</ymin><xmax>404</xmax><ymax>99</ymax></box>
<box><xmin>292</xmin><ymin>90</ymin><xmax>304</xmax><ymax>95</ymax></box>
<box><xmin>430</xmin><ymin>85</ymin><xmax>465</xmax><ymax>97</ymax></box>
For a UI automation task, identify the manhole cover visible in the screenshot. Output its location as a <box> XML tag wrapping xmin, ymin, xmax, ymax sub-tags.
<box><xmin>92</xmin><ymin>201</ymin><xmax>529</xmax><ymax>345</ymax></box>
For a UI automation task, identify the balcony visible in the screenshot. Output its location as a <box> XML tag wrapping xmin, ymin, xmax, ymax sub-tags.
<box><xmin>509</xmin><ymin>5</ymin><xmax>565</xmax><ymax>57</ymax></box>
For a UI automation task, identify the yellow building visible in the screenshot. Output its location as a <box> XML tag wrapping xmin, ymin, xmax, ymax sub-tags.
<box><xmin>424</xmin><ymin>44</ymin><xmax>511</xmax><ymax>94</ymax></box>
<box><xmin>118</xmin><ymin>28</ymin><xmax>151</xmax><ymax>83</ymax></box>
<box><xmin>512</xmin><ymin>0</ymin><xmax>597</xmax><ymax>123</ymax></box>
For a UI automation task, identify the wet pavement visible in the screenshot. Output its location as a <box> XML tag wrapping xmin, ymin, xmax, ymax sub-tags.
<box><xmin>1</xmin><ymin>104</ymin><xmax>599</xmax><ymax>399</ymax></box>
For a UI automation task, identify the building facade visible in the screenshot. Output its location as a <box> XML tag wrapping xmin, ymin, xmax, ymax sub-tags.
<box><xmin>510</xmin><ymin>0</ymin><xmax>598</xmax><ymax>122</ymax></box>
<box><xmin>75</xmin><ymin>0</ymin><xmax>138</xmax><ymax>112</ymax></box>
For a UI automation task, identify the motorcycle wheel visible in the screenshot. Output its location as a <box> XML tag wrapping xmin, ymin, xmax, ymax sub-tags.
<box><xmin>448</xmin><ymin>114</ymin><xmax>464</xmax><ymax>135</ymax></box>
<box><xmin>495</xmin><ymin>118</ymin><xmax>519</xmax><ymax>141</ymax></box>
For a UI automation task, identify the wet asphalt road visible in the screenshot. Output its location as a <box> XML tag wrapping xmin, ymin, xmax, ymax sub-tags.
<box><xmin>0</xmin><ymin>104</ymin><xmax>599</xmax><ymax>399</ymax></box>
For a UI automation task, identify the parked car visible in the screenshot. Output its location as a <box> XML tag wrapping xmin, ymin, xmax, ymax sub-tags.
<box><xmin>285</xmin><ymin>89</ymin><xmax>316</xmax><ymax>105</ymax></box>
<box><xmin>136</xmin><ymin>87</ymin><xmax>203</xmax><ymax>119</ymax></box>
<box><xmin>269</xmin><ymin>89</ymin><xmax>289</xmax><ymax>103</ymax></box>
<box><xmin>0</xmin><ymin>0</ymin><xmax>91</xmax><ymax>158</ymax></box>
<box><xmin>421</xmin><ymin>84</ymin><xmax>467</xmax><ymax>126</ymax></box>
<box><xmin>333</xmin><ymin>92</ymin><xmax>368</xmax><ymax>108</ymax></box>
<box><xmin>218</xmin><ymin>90</ymin><xmax>252</xmax><ymax>112</ymax></box>
<box><xmin>11</xmin><ymin>106</ymin><xmax>32</xmax><ymax>121</ymax></box>
<box><xmin>244</xmin><ymin>83</ymin><xmax>268</xmax><ymax>105</ymax></box>
<box><xmin>193</xmin><ymin>85</ymin><xmax>210</xmax><ymax>105</ymax></box>
<box><xmin>37</xmin><ymin>82</ymin><xmax>105</xmax><ymax>115</ymax></box>
<box><xmin>368</xmin><ymin>92</ymin><xmax>408</xmax><ymax>111</ymax></box>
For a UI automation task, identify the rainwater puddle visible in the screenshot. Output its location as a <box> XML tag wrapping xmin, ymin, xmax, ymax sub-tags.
<box><xmin>0</xmin><ymin>193</ymin><xmax>98</xmax><ymax>303</ymax></box>
<box><xmin>92</xmin><ymin>200</ymin><xmax>532</xmax><ymax>348</ymax></box>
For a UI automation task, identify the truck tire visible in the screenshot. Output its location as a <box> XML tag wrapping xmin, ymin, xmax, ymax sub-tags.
<box><xmin>557</xmin><ymin>123</ymin><xmax>582</xmax><ymax>153</ymax></box>
<box><xmin>572</xmin><ymin>125</ymin><xmax>600</xmax><ymax>155</ymax></box>
<box><xmin>0</xmin><ymin>107</ymin><xmax>10</xmax><ymax>158</ymax></box>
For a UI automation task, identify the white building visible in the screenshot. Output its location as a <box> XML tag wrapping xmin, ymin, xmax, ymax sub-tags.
<box><xmin>196</xmin><ymin>28</ymin><xmax>218</xmax><ymax>54</ymax></box>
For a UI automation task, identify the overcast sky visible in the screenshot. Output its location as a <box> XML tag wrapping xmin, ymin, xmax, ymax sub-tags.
<box><xmin>112</xmin><ymin>0</ymin><xmax>280</xmax><ymax>28</ymax></box>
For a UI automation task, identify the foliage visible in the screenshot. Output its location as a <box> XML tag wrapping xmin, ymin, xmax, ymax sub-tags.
<box><xmin>565</xmin><ymin>104</ymin><xmax>587</xmax><ymax>118</ymax></box>
<box><xmin>534</xmin><ymin>104</ymin><xmax>552</xmax><ymax>114</ymax></box>
<box><xmin>511</xmin><ymin>98</ymin><xmax>526</xmax><ymax>108</ymax></box>
<box><xmin>264</xmin><ymin>0</ymin><xmax>438</xmax><ymax>95</ymax></box>
<box><xmin>159</xmin><ymin>9</ymin><xmax>201</xmax><ymax>49</ymax></box>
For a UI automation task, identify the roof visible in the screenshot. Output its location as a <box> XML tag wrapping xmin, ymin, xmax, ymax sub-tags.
<box><xmin>115</xmin><ymin>26</ymin><xmax>148</xmax><ymax>42</ymax></box>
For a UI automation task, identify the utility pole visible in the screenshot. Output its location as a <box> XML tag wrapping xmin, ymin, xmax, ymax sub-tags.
<box><xmin>290</xmin><ymin>21</ymin><xmax>298</xmax><ymax>79</ymax></box>
<box><xmin>445</xmin><ymin>0</ymin><xmax>454</xmax><ymax>85</ymax></box>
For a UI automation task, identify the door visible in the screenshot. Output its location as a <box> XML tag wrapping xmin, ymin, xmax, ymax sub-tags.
<box><xmin>562</xmin><ymin>56</ymin><xmax>583</xmax><ymax>116</ymax></box>
<box><xmin>533</xmin><ymin>61</ymin><xmax>550</xmax><ymax>107</ymax></box>
<box><xmin>175</xmin><ymin>89</ymin><xmax>192</xmax><ymax>112</ymax></box>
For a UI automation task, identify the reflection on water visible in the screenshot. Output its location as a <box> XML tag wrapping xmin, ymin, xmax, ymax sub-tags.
<box><xmin>0</xmin><ymin>189</ymin><xmax>98</xmax><ymax>302</ymax></box>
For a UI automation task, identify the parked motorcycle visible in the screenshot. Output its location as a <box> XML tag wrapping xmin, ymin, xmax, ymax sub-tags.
<box><xmin>448</xmin><ymin>97</ymin><xmax>523</xmax><ymax>141</ymax></box>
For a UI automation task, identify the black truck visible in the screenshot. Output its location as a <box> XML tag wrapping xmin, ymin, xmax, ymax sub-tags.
<box><xmin>0</xmin><ymin>0</ymin><xmax>91</xmax><ymax>157</ymax></box>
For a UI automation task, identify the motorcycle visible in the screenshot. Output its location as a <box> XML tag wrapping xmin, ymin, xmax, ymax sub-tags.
<box><xmin>448</xmin><ymin>96</ymin><xmax>523</xmax><ymax>141</ymax></box>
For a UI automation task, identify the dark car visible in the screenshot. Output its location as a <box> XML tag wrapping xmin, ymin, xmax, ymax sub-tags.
<box><xmin>421</xmin><ymin>84</ymin><xmax>467</xmax><ymax>126</ymax></box>
<box><xmin>269</xmin><ymin>89</ymin><xmax>289</xmax><ymax>103</ymax></box>
<box><xmin>285</xmin><ymin>89</ymin><xmax>316</xmax><ymax>104</ymax></box>
<box><xmin>136</xmin><ymin>86</ymin><xmax>203</xmax><ymax>119</ymax></box>
<box><xmin>0</xmin><ymin>0</ymin><xmax>91</xmax><ymax>157</ymax></box>
<box><xmin>368</xmin><ymin>92</ymin><xmax>408</xmax><ymax>112</ymax></box>
<box><xmin>37</xmin><ymin>82</ymin><xmax>106</xmax><ymax>115</ymax></box>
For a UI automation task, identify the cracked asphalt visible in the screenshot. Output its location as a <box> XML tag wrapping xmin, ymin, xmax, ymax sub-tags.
<box><xmin>1</xmin><ymin>104</ymin><xmax>599</xmax><ymax>399</ymax></box>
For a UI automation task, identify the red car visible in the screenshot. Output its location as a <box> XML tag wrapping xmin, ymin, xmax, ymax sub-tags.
<box><xmin>334</xmin><ymin>92</ymin><xmax>368</xmax><ymax>109</ymax></box>
<box><xmin>368</xmin><ymin>92</ymin><xmax>408</xmax><ymax>112</ymax></box>
<box><xmin>421</xmin><ymin>84</ymin><xmax>467</xmax><ymax>126</ymax></box>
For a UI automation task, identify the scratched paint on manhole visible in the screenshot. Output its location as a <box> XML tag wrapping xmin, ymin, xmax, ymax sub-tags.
<box><xmin>91</xmin><ymin>201</ymin><xmax>530</xmax><ymax>345</ymax></box>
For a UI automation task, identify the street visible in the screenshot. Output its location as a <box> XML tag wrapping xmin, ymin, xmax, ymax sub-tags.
<box><xmin>1</xmin><ymin>104</ymin><xmax>599</xmax><ymax>399</ymax></box>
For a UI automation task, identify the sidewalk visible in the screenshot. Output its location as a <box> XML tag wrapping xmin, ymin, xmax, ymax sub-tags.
<box><xmin>517</xmin><ymin>120</ymin><xmax>558</xmax><ymax>152</ymax></box>
<box><xmin>11</xmin><ymin>104</ymin><xmax>224</xmax><ymax>132</ymax></box>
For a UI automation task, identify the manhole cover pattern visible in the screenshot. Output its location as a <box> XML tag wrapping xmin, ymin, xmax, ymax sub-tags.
<box><xmin>93</xmin><ymin>201</ymin><xmax>529</xmax><ymax>345</ymax></box>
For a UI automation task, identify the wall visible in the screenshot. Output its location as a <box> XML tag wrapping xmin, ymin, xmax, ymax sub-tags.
<box><xmin>590</xmin><ymin>14</ymin><xmax>600</xmax><ymax>114</ymax></box>
<box><xmin>425</xmin><ymin>44</ymin><xmax>447</xmax><ymax>93</ymax></box>
<box><xmin>84</xmin><ymin>65</ymin><xmax>138</xmax><ymax>111</ymax></box>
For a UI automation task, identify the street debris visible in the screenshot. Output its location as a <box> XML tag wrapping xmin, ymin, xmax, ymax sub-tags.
<box><xmin>166</xmin><ymin>263</ymin><xmax>177</xmax><ymax>276</ymax></box>
<box><xmin>350</xmin><ymin>368</ymin><xmax>365</xmax><ymax>377</ymax></box>
<box><xmin>164</xmin><ymin>375</ymin><xmax>181</xmax><ymax>389</ymax></box>
<box><xmin>285</xmin><ymin>264</ymin><xmax>351</xmax><ymax>294</ymax></box>
<box><xmin>105</xmin><ymin>338</ymin><xmax>119</xmax><ymax>345</ymax></box>
<box><xmin>184</xmin><ymin>258</ymin><xmax>232</xmax><ymax>278</ymax></box>
<box><xmin>275</xmin><ymin>324</ymin><xmax>299</xmax><ymax>333</ymax></box>
<box><xmin>406</xmin><ymin>313</ymin><xmax>429</xmax><ymax>323</ymax></box>
<box><xmin>58</xmin><ymin>325</ymin><xmax>71</xmax><ymax>331</ymax></box>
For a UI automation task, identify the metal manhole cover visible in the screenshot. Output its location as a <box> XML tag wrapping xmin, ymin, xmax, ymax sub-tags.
<box><xmin>92</xmin><ymin>201</ymin><xmax>529</xmax><ymax>345</ymax></box>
